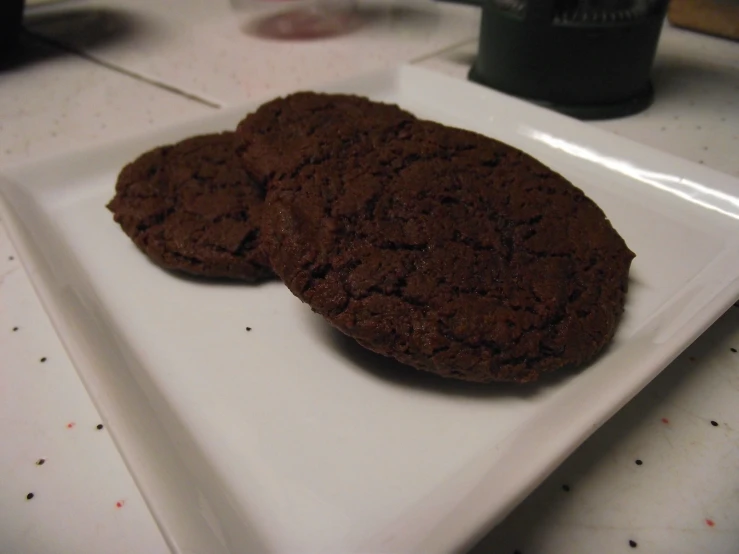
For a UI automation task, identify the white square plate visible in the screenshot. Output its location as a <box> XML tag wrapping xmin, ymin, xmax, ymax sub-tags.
<box><xmin>2</xmin><ymin>65</ymin><xmax>739</xmax><ymax>554</ymax></box>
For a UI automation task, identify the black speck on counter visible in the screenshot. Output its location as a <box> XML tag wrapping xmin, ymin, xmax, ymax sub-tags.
<box><xmin>96</xmin><ymin>424</ymin><xmax>104</xmax><ymax>430</ymax></box>
<box><xmin>12</xmin><ymin>326</ymin><xmax>19</xmax><ymax>332</ymax></box>
<box><xmin>246</xmin><ymin>327</ymin><xmax>252</xmax><ymax>332</ymax></box>
<box><xmin>635</xmin><ymin>459</ymin><xmax>643</xmax><ymax>466</ymax></box>
<box><xmin>629</xmin><ymin>539</ymin><xmax>637</xmax><ymax>548</ymax></box>
<box><xmin>40</xmin><ymin>357</ymin><xmax>47</xmax><ymax>363</ymax></box>
<box><xmin>711</xmin><ymin>420</ymin><xmax>719</xmax><ymax>427</ymax></box>
<box><xmin>26</xmin><ymin>492</ymin><xmax>34</xmax><ymax>500</ymax></box>
<box><xmin>731</xmin><ymin>348</ymin><xmax>737</xmax><ymax>353</ymax></box>
<box><xmin>36</xmin><ymin>458</ymin><xmax>45</xmax><ymax>466</ymax></box>
<box><xmin>562</xmin><ymin>484</ymin><xmax>571</xmax><ymax>492</ymax></box>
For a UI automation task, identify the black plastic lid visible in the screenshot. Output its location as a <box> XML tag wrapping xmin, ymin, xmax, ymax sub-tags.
<box><xmin>469</xmin><ymin>0</ymin><xmax>669</xmax><ymax>119</ymax></box>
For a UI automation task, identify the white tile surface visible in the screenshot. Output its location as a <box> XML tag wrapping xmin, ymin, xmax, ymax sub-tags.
<box><xmin>25</xmin><ymin>0</ymin><xmax>481</xmax><ymax>106</ymax></box>
<box><xmin>0</xmin><ymin>37</ymin><xmax>213</xmax><ymax>166</ymax></box>
<box><xmin>2</xmin><ymin>7</ymin><xmax>739</xmax><ymax>554</ymax></box>
<box><xmin>0</xmin><ymin>229</ymin><xmax>168</xmax><ymax>554</ymax></box>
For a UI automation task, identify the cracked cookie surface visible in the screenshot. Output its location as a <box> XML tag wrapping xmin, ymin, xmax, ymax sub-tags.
<box><xmin>107</xmin><ymin>131</ymin><xmax>273</xmax><ymax>280</ymax></box>
<box><xmin>236</xmin><ymin>92</ymin><xmax>417</xmax><ymax>189</ymax></box>
<box><xmin>259</xmin><ymin>115</ymin><xmax>635</xmax><ymax>384</ymax></box>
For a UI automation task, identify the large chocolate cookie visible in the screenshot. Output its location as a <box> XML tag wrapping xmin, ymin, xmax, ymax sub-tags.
<box><xmin>259</xmin><ymin>116</ymin><xmax>635</xmax><ymax>384</ymax></box>
<box><xmin>107</xmin><ymin>132</ymin><xmax>273</xmax><ymax>280</ymax></box>
<box><xmin>236</xmin><ymin>92</ymin><xmax>417</xmax><ymax>188</ymax></box>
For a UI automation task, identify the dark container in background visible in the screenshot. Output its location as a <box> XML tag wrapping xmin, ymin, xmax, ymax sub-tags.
<box><xmin>1</xmin><ymin>0</ymin><xmax>25</xmax><ymax>61</ymax></box>
<box><xmin>469</xmin><ymin>0</ymin><xmax>670</xmax><ymax>119</ymax></box>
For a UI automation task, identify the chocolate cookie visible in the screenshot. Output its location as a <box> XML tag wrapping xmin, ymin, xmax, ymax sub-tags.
<box><xmin>107</xmin><ymin>131</ymin><xmax>273</xmax><ymax>280</ymax></box>
<box><xmin>259</xmin><ymin>116</ymin><xmax>635</xmax><ymax>384</ymax></box>
<box><xmin>236</xmin><ymin>92</ymin><xmax>417</xmax><ymax>188</ymax></box>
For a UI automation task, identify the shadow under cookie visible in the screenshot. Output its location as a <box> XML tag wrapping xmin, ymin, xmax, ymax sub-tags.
<box><xmin>299</xmin><ymin>306</ymin><xmax>586</xmax><ymax>399</ymax></box>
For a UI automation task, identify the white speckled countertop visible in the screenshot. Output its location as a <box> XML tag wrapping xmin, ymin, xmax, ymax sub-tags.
<box><xmin>1</xmin><ymin>1</ymin><xmax>738</xmax><ymax>553</ymax></box>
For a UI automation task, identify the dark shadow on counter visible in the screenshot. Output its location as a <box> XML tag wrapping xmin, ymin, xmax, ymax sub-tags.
<box><xmin>24</xmin><ymin>6</ymin><xmax>148</xmax><ymax>51</ymax></box>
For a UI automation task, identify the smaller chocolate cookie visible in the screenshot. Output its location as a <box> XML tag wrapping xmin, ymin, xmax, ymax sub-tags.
<box><xmin>107</xmin><ymin>132</ymin><xmax>273</xmax><ymax>280</ymax></box>
<box><xmin>236</xmin><ymin>92</ymin><xmax>417</xmax><ymax>188</ymax></box>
